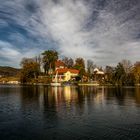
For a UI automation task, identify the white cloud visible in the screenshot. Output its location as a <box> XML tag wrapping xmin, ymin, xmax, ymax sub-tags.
<box><xmin>35</xmin><ymin>0</ymin><xmax>140</xmax><ymax>66</ymax></box>
<box><xmin>39</xmin><ymin>0</ymin><xmax>95</xmax><ymax>57</ymax></box>
<box><xmin>0</xmin><ymin>40</ymin><xmax>44</xmax><ymax>67</ymax></box>
<box><xmin>0</xmin><ymin>41</ymin><xmax>21</xmax><ymax>67</ymax></box>
<box><xmin>0</xmin><ymin>0</ymin><xmax>140</xmax><ymax>67</ymax></box>
<box><xmin>0</xmin><ymin>41</ymin><xmax>20</xmax><ymax>57</ymax></box>
<box><xmin>0</xmin><ymin>19</ymin><xmax>8</xmax><ymax>28</ymax></box>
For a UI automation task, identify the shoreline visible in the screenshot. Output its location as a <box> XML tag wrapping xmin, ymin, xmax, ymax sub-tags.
<box><xmin>0</xmin><ymin>82</ymin><xmax>140</xmax><ymax>87</ymax></box>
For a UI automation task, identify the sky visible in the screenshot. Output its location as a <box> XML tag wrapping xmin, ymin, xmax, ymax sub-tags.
<box><xmin>0</xmin><ymin>0</ymin><xmax>140</xmax><ymax>68</ymax></box>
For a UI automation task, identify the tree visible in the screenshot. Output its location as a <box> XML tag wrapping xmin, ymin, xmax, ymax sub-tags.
<box><xmin>113</xmin><ymin>63</ymin><xmax>126</xmax><ymax>85</ymax></box>
<box><xmin>42</xmin><ymin>50</ymin><xmax>58</xmax><ymax>74</ymax></box>
<box><xmin>74</xmin><ymin>58</ymin><xmax>85</xmax><ymax>77</ymax></box>
<box><xmin>34</xmin><ymin>55</ymin><xmax>41</xmax><ymax>73</ymax></box>
<box><xmin>105</xmin><ymin>62</ymin><xmax>135</xmax><ymax>86</ymax></box>
<box><xmin>105</xmin><ymin>66</ymin><xmax>115</xmax><ymax>84</ymax></box>
<box><xmin>121</xmin><ymin>59</ymin><xmax>132</xmax><ymax>74</ymax></box>
<box><xmin>20</xmin><ymin>58</ymin><xmax>40</xmax><ymax>83</ymax></box>
<box><xmin>62</xmin><ymin>57</ymin><xmax>74</xmax><ymax>68</ymax></box>
<box><xmin>87</xmin><ymin>59</ymin><xmax>96</xmax><ymax>80</ymax></box>
<box><xmin>87</xmin><ymin>59</ymin><xmax>93</xmax><ymax>74</ymax></box>
<box><xmin>133</xmin><ymin>62</ymin><xmax>140</xmax><ymax>84</ymax></box>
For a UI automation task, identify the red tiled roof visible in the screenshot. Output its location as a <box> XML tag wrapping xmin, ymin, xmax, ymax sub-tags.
<box><xmin>135</xmin><ymin>61</ymin><xmax>140</xmax><ymax>66</ymax></box>
<box><xmin>56</xmin><ymin>68</ymin><xmax>79</xmax><ymax>74</ymax></box>
<box><xmin>55</xmin><ymin>60</ymin><xmax>65</xmax><ymax>67</ymax></box>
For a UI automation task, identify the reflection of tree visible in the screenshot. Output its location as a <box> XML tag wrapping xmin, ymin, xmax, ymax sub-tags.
<box><xmin>104</xmin><ymin>87</ymin><xmax>126</xmax><ymax>105</ymax></box>
<box><xmin>135</xmin><ymin>87</ymin><xmax>140</xmax><ymax>104</ymax></box>
<box><xmin>76</xmin><ymin>87</ymin><xmax>85</xmax><ymax>109</ymax></box>
<box><xmin>44</xmin><ymin>86</ymin><xmax>55</xmax><ymax>108</ymax></box>
<box><xmin>104</xmin><ymin>87</ymin><xmax>140</xmax><ymax>106</ymax></box>
<box><xmin>20</xmin><ymin>85</ymin><xmax>140</xmax><ymax>126</ymax></box>
<box><xmin>115</xmin><ymin>88</ymin><xmax>126</xmax><ymax>106</ymax></box>
<box><xmin>20</xmin><ymin>85</ymin><xmax>40</xmax><ymax>109</ymax></box>
<box><xmin>43</xmin><ymin>86</ymin><xmax>59</xmax><ymax>126</ymax></box>
<box><xmin>76</xmin><ymin>86</ymin><xmax>101</xmax><ymax>109</ymax></box>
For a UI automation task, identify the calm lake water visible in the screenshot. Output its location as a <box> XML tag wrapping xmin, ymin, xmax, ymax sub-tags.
<box><xmin>0</xmin><ymin>84</ymin><xmax>140</xmax><ymax>140</ymax></box>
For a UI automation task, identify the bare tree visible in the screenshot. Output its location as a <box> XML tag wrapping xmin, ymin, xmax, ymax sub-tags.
<box><xmin>62</xmin><ymin>57</ymin><xmax>74</xmax><ymax>68</ymax></box>
<box><xmin>87</xmin><ymin>59</ymin><xmax>95</xmax><ymax>74</ymax></box>
<box><xmin>121</xmin><ymin>59</ymin><xmax>132</xmax><ymax>73</ymax></box>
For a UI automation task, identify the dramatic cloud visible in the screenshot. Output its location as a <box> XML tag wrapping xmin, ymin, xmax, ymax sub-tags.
<box><xmin>0</xmin><ymin>0</ymin><xmax>140</xmax><ymax>67</ymax></box>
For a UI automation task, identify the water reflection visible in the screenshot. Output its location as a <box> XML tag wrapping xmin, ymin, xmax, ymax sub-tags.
<box><xmin>18</xmin><ymin>85</ymin><xmax>140</xmax><ymax>125</ymax></box>
<box><xmin>104</xmin><ymin>86</ymin><xmax>140</xmax><ymax>106</ymax></box>
<box><xmin>1</xmin><ymin>85</ymin><xmax>140</xmax><ymax>139</ymax></box>
<box><xmin>19</xmin><ymin>85</ymin><xmax>140</xmax><ymax>112</ymax></box>
<box><xmin>20</xmin><ymin>86</ymin><xmax>40</xmax><ymax>109</ymax></box>
<box><xmin>135</xmin><ymin>87</ymin><xmax>140</xmax><ymax>104</ymax></box>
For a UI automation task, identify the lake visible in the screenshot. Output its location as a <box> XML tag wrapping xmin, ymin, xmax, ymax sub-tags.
<box><xmin>0</xmin><ymin>84</ymin><xmax>140</xmax><ymax>140</ymax></box>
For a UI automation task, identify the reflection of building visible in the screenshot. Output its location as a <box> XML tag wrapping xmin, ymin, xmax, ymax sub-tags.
<box><xmin>52</xmin><ymin>68</ymin><xmax>79</xmax><ymax>82</ymax></box>
<box><xmin>49</xmin><ymin>86</ymin><xmax>77</xmax><ymax>102</ymax></box>
<box><xmin>7</xmin><ymin>81</ymin><xmax>20</xmax><ymax>84</ymax></box>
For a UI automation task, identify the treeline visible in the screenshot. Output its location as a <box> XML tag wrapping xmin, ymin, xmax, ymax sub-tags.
<box><xmin>19</xmin><ymin>50</ymin><xmax>140</xmax><ymax>85</ymax></box>
<box><xmin>105</xmin><ymin>60</ymin><xmax>140</xmax><ymax>86</ymax></box>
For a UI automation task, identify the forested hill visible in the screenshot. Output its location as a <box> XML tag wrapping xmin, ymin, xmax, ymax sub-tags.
<box><xmin>0</xmin><ymin>66</ymin><xmax>20</xmax><ymax>76</ymax></box>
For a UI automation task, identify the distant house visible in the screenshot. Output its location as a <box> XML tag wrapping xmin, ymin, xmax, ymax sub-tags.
<box><xmin>55</xmin><ymin>60</ymin><xmax>65</xmax><ymax>70</ymax></box>
<box><xmin>94</xmin><ymin>68</ymin><xmax>104</xmax><ymax>75</ymax></box>
<box><xmin>52</xmin><ymin>68</ymin><xmax>79</xmax><ymax>82</ymax></box>
<box><xmin>93</xmin><ymin>68</ymin><xmax>105</xmax><ymax>81</ymax></box>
